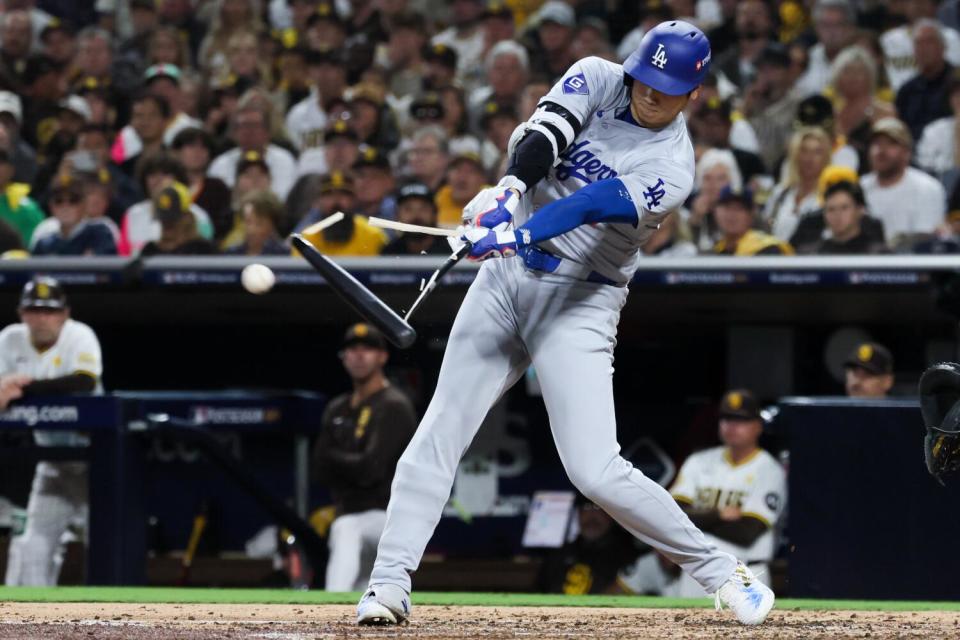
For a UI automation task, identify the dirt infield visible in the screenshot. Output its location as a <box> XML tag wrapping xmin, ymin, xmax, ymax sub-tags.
<box><xmin>0</xmin><ymin>602</ymin><xmax>957</xmax><ymax>639</ymax></box>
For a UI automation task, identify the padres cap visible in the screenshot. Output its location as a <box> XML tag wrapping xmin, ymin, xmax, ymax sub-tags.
<box><xmin>49</xmin><ymin>172</ymin><xmax>84</xmax><ymax>200</ymax></box>
<box><xmin>480</xmin><ymin>100</ymin><xmax>517</xmax><ymax>127</ymax></box>
<box><xmin>19</xmin><ymin>276</ymin><xmax>68</xmax><ymax>311</ymax></box>
<box><xmin>483</xmin><ymin>0</ymin><xmax>513</xmax><ymax>20</ymax></box>
<box><xmin>325</xmin><ymin>119</ymin><xmax>359</xmax><ymax>143</ymax></box>
<box><xmin>236</xmin><ymin>149</ymin><xmax>270</xmax><ymax>175</ymax></box>
<box><xmin>699</xmin><ymin>95</ymin><xmax>732</xmax><ymax>120</ymax></box>
<box><xmin>719</xmin><ymin>389</ymin><xmax>761</xmax><ymax>420</ymax></box>
<box><xmin>319</xmin><ymin>170</ymin><xmax>355</xmax><ymax>194</ymax></box>
<box><xmin>410</xmin><ymin>93</ymin><xmax>445</xmax><ymax>121</ymax></box>
<box><xmin>796</xmin><ymin>94</ymin><xmax>833</xmax><ymax>129</ymax></box>
<box><xmin>422</xmin><ymin>42</ymin><xmax>458</xmax><ymax>69</ymax></box>
<box><xmin>153</xmin><ymin>182</ymin><xmax>191</xmax><ymax>225</ymax></box>
<box><xmin>343</xmin><ymin>323</ymin><xmax>387</xmax><ymax>350</ymax></box>
<box><xmin>40</xmin><ymin>17</ymin><xmax>75</xmax><ymax>41</ymax></box>
<box><xmin>844</xmin><ymin>342</ymin><xmax>894</xmax><ymax>375</ymax></box>
<box><xmin>353</xmin><ymin>146</ymin><xmax>390</xmax><ymax>170</ymax></box>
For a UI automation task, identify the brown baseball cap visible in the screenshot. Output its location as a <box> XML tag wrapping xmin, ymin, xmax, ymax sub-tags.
<box><xmin>844</xmin><ymin>342</ymin><xmax>894</xmax><ymax>375</ymax></box>
<box><xmin>718</xmin><ymin>389</ymin><xmax>762</xmax><ymax>421</ymax></box>
<box><xmin>343</xmin><ymin>323</ymin><xmax>387</xmax><ymax>350</ymax></box>
<box><xmin>870</xmin><ymin>117</ymin><xmax>912</xmax><ymax>148</ymax></box>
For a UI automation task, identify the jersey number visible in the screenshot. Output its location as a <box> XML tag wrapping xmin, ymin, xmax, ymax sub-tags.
<box><xmin>651</xmin><ymin>44</ymin><xmax>668</xmax><ymax>70</ymax></box>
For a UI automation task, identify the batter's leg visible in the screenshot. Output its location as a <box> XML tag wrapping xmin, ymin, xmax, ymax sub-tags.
<box><xmin>525</xmin><ymin>281</ymin><xmax>737</xmax><ymax>595</ymax></box>
<box><xmin>368</xmin><ymin>259</ymin><xmax>530</xmax><ymax>594</ymax></box>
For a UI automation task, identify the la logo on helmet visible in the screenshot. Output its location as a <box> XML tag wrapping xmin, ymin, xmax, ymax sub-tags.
<box><xmin>651</xmin><ymin>43</ymin><xmax>668</xmax><ymax>69</ymax></box>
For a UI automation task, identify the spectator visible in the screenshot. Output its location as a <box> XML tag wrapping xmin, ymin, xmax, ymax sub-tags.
<box><xmin>0</xmin><ymin>10</ymin><xmax>35</xmax><ymax>91</ymax></box>
<box><xmin>844</xmin><ymin>342</ymin><xmax>894</xmax><ymax>398</ymax></box>
<box><xmin>0</xmin><ymin>91</ymin><xmax>38</xmax><ymax>185</ymax></box>
<box><xmin>118</xmin><ymin>152</ymin><xmax>213</xmax><ymax>255</ymax></box>
<box><xmin>421</xmin><ymin>42</ymin><xmax>458</xmax><ymax>92</ymax></box>
<box><xmin>619</xmin><ymin>390</ymin><xmax>786</xmax><ymax>597</ymax></box>
<box><xmin>1</xmin><ymin>277</ymin><xmax>102</xmax><ymax>587</ymax></box>
<box><xmin>297</xmin><ymin>119</ymin><xmax>361</xmax><ymax>179</ymax></box>
<box><xmin>860</xmin><ymin>117</ymin><xmax>946</xmax><ymax>248</ymax></box>
<box><xmin>881</xmin><ymin>0</ymin><xmax>960</xmax><ymax>92</ymax></box>
<box><xmin>827</xmin><ymin>46</ymin><xmax>895</xmax><ymax>168</ymax></box>
<box><xmin>208</xmin><ymin>102</ymin><xmax>297</xmax><ymax>200</ymax></box>
<box><xmin>763</xmin><ymin>127</ymin><xmax>833</xmax><ymax>242</ymax></box>
<box><xmin>468</xmin><ymin>40</ymin><xmax>529</xmax><ymax>132</ymax></box>
<box><xmin>73</xmin><ymin>124</ymin><xmax>142</xmax><ymax>223</ymax></box>
<box><xmin>403</xmin><ymin>125</ymin><xmax>449</xmax><ymax>192</ymax></box>
<box><xmin>917</xmin><ymin>70</ymin><xmax>960</xmax><ymax>178</ymax></box>
<box><xmin>382</xmin><ymin>182</ymin><xmax>450</xmax><ymax>256</ymax></box>
<box><xmin>198</xmin><ymin>0</ymin><xmax>265</xmax><ymax>74</ymax></box>
<box><xmin>285</xmin><ymin>50</ymin><xmax>345</xmax><ymax>153</ymax></box>
<box><xmin>146</xmin><ymin>24</ymin><xmax>193</xmax><ymax>71</ymax></box>
<box><xmin>688</xmin><ymin>148</ymin><xmax>742</xmax><ymax>251</ymax></box>
<box><xmin>118</xmin><ymin>92</ymin><xmax>171</xmax><ymax>177</ymax></box>
<box><xmin>480</xmin><ymin>100</ymin><xmax>517</xmax><ymax>159</ymax></box>
<box><xmin>273</xmin><ymin>45</ymin><xmax>311</xmax><ymax>116</ymax></box>
<box><xmin>794</xmin><ymin>0</ymin><xmax>858</xmax><ymax>97</ymax></box>
<box><xmin>896</xmin><ymin>19</ymin><xmax>955</xmax><ymax>142</ymax></box>
<box><xmin>743</xmin><ymin>43</ymin><xmax>802</xmax><ymax>172</ymax></box>
<box><xmin>793</xmin><ymin>95</ymin><xmax>860</xmax><ymax>172</ymax></box>
<box><xmin>538</xmin><ymin>497</ymin><xmax>639</xmax><ymax>595</ymax></box>
<box><xmin>39</xmin><ymin>18</ymin><xmax>77</xmax><ymax>69</ymax></box>
<box><xmin>171</xmin><ymin>127</ymin><xmax>233</xmax><ymax>243</ymax></box>
<box><xmin>224</xmin><ymin>190</ymin><xmax>288</xmax><ymax>256</ymax></box>
<box><xmin>32</xmin><ymin>174</ymin><xmax>117</xmax><ymax>256</ymax></box>
<box><xmin>432</xmin><ymin>0</ymin><xmax>486</xmax><ymax>89</ymax></box>
<box><xmin>223</xmin><ymin>30</ymin><xmax>270</xmax><ymax>88</ymax></box>
<box><xmin>469</xmin><ymin>2</ymin><xmax>515</xmax><ymax>93</ymax></box>
<box><xmin>312</xmin><ymin>323</ymin><xmax>417</xmax><ymax>592</ymax></box>
<box><xmin>0</xmin><ymin>149</ymin><xmax>43</xmax><ymax>248</ymax></box>
<box><xmin>688</xmin><ymin>97</ymin><xmax>766</xmax><ymax>184</ymax></box>
<box><xmin>376</xmin><ymin>12</ymin><xmax>427</xmax><ymax>99</ymax></box>
<box><xmin>806</xmin><ymin>180</ymin><xmax>887</xmax><ymax>254</ymax></box>
<box><xmin>436</xmin><ymin>151</ymin><xmax>489</xmax><ymax>227</ymax></box>
<box><xmin>712</xmin><ymin>0</ymin><xmax>776</xmax><ymax>90</ymax></box>
<box><xmin>118</xmin><ymin>0</ymin><xmax>160</xmax><ymax>70</ymax></box>
<box><xmin>0</xmin><ymin>217</ymin><xmax>22</xmax><ymax>254</ymax></box>
<box><xmin>139</xmin><ymin>182</ymin><xmax>217</xmax><ymax>255</ymax></box>
<box><xmin>641</xmin><ymin>212</ymin><xmax>698</xmax><ymax>258</ymax></box>
<box><xmin>571</xmin><ymin>17</ymin><xmax>614</xmax><ymax>61</ymax></box>
<box><xmin>712</xmin><ymin>186</ymin><xmax>794</xmax><ymax>256</ymax></box>
<box><xmin>297</xmin><ymin>171</ymin><xmax>388</xmax><ymax>256</ymax></box>
<box><xmin>353</xmin><ymin>147</ymin><xmax>396</xmax><ymax>220</ymax></box>
<box><xmin>347</xmin><ymin>83</ymin><xmax>398</xmax><ymax>151</ymax></box>
<box><xmin>518</xmin><ymin>78</ymin><xmax>552</xmax><ymax>121</ymax></box>
<box><xmin>526</xmin><ymin>1</ymin><xmax>576</xmax><ymax>80</ymax></box>
<box><xmin>19</xmin><ymin>55</ymin><xmax>62</xmax><ymax>155</ymax></box>
<box><xmin>304</xmin><ymin>3</ymin><xmax>350</xmax><ymax>53</ymax></box>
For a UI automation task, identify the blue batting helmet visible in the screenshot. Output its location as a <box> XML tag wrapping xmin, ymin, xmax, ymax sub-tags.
<box><xmin>623</xmin><ymin>20</ymin><xmax>711</xmax><ymax>96</ymax></box>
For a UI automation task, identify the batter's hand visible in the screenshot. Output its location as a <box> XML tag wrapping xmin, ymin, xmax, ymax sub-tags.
<box><xmin>461</xmin><ymin>225</ymin><xmax>518</xmax><ymax>261</ymax></box>
<box><xmin>462</xmin><ymin>176</ymin><xmax>526</xmax><ymax>228</ymax></box>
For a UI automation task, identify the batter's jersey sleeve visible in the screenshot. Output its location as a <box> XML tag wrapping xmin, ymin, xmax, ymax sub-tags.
<box><xmin>538</xmin><ymin>56</ymin><xmax>623</xmax><ymax>128</ymax></box>
<box><xmin>740</xmin><ymin>458</ymin><xmax>787</xmax><ymax>528</ymax></box>
<box><xmin>619</xmin><ymin>161</ymin><xmax>694</xmax><ymax>220</ymax></box>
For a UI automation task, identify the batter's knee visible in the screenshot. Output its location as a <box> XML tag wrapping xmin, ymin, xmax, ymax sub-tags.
<box><xmin>565</xmin><ymin>454</ymin><xmax>631</xmax><ymax>506</ymax></box>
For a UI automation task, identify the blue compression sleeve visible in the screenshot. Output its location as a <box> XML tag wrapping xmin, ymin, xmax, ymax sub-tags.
<box><xmin>514</xmin><ymin>178</ymin><xmax>639</xmax><ymax>248</ymax></box>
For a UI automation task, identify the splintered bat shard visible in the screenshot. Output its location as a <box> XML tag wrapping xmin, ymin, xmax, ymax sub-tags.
<box><xmin>292</xmin><ymin>234</ymin><xmax>417</xmax><ymax>349</ymax></box>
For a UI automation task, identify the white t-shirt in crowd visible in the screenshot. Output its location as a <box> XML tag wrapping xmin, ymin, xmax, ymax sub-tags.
<box><xmin>860</xmin><ymin>167</ymin><xmax>947</xmax><ymax>242</ymax></box>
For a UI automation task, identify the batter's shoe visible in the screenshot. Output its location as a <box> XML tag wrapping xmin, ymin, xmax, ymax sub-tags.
<box><xmin>714</xmin><ymin>562</ymin><xmax>775</xmax><ymax>625</ymax></box>
<box><xmin>356</xmin><ymin>583</ymin><xmax>411</xmax><ymax>625</ymax></box>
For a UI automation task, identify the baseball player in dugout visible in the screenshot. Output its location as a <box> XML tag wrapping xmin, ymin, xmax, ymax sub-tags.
<box><xmin>616</xmin><ymin>390</ymin><xmax>787</xmax><ymax>598</ymax></box>
<box><xmin>358</xmin><ymin>21</ymin><xmax>778</xmax><ymax>627</ymax></box>
<box><xmin>844</xmin><ymin>342</ymin><xmax>895</xmax><ymax>398</ymax></box>
<box><xmin>0</xmin><ymin>277</ymin><xmax>103</xmax><ymax>586</ymax></box>
<box><xmin>312</xmin><ymin>324</ymin><xmax>416</xmax><ymax>592</ymax></box>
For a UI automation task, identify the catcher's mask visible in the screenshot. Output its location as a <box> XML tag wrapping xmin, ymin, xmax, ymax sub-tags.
<box><xmin>919</xmin><ymin>362</ymin><xmax>960</xmax><ymax>485</ymax></box>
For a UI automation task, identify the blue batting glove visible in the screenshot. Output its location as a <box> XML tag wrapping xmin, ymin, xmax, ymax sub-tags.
<box><xmin>461</xmin><ymin>225</ymin><xmax>519</xmax><ymax>261</ymax></box>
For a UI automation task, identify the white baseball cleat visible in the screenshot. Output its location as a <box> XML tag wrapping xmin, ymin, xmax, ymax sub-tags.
<box><xmin>356</xmin><ymin>583</ymin><xmax>412</xmax><ymax>625</ymax></box>
<box><xmin>714</xmin><ymin>562</ymin><xmax>775</xmax><ymax>625</ymax></box>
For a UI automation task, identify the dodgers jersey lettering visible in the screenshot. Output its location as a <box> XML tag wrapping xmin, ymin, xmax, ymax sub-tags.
<box><xmin>515</xmin><ymin>56</ymin><xmax>696</xmax><ymax>283</ymax></box>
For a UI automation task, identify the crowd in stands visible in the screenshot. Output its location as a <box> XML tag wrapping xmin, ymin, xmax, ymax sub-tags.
<box><xmin>0</xmin><ymin>0</ymin><xmax>958</xmax><ymax>259</ymax></box>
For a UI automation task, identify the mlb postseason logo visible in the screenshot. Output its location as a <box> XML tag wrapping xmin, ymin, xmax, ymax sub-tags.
<box><xmin>562</xmin><ymin>73</ymin><xmax>589</xmax><ymax>95</ymax></box>
<box><xmin>651</xmin><ymin>43</ymin><xmax>668</xmax><ymax>69</ymax></box>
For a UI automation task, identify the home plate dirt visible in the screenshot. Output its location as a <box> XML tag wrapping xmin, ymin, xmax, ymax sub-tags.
<box><xmin>0</xmin><ymin>602</ymin><xmax>957</xmax><ymax>639</ymax></box>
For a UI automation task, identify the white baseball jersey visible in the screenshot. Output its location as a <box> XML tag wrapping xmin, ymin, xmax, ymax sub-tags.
<box><xmin>516</xmin><ymin>56</ymin><xmax>696</xmax><ymax>283</ymax></box>
<box><xmin>881</xmin><ymin>24</ymin><xmax>960</xmax><ymax>91</ymax></box>
<box><xmin>0</xmin><ymin>319</ymin><xmax>103</xmax><ymax>447</ymax></box>
<box><xmin>286</xmin><ymin>91</ymin><xmax>330</xmax><ymax>152</ymax></box>
<box><xmin>670</xmin><ymin>447</ymin><xmax>786</xmax><ymax>563</ymax></box>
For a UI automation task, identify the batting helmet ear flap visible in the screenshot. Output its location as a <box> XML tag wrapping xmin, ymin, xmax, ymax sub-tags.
<box><xmin>919</xmin><ymin>362</ymin><xmax>960</xmax><ymax>430</ymax></box>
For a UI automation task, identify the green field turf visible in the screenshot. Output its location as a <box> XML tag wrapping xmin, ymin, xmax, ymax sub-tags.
<box><xmin>0</xmin><ymin>587</ymin><xmax>958</xmax><ymax>611</ymax></box>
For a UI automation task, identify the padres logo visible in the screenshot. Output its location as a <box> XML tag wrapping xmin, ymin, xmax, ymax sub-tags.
<box><xmin>727</xmin><ymin>392</ymin><xmax>743</xmax><ymax>410</ymax></box>
<box><xmin>858</xmin><ymin>344</ymin><xmax>873</xmax><ymax>362</ymax></box>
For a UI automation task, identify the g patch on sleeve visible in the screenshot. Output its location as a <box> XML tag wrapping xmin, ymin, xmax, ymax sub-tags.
<box><xmin>562</xmin><ymin>73</ymin><xmax>589</xmax><ymax>95</ymax></box>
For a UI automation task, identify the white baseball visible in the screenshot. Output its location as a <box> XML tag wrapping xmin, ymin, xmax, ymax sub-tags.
<box><xmin>241</xmin><ymin>263</ymin><xmax>276</xmax><ymax>295</ymax></box>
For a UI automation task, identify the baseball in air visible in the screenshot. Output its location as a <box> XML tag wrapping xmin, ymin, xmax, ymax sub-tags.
<box><xmin>241</xmin><ymin>263</ymin><xmax>276</xmax><ymax>294</ymax></box>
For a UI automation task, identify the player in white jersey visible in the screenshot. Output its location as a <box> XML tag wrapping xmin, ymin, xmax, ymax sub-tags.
<box><xmin>0</xmin><ymin>277</ymin><xmax>103</xmax><ymax>586</ymax></box>
<box><xmin>357</xmin><ymin>21</ymin><xmax>775</xmax><ymax>627</ymax></box>
<box><xmin>618</xmin><ymin>390</ymin><xmax>787</xmax><ymax>597</ymax></box>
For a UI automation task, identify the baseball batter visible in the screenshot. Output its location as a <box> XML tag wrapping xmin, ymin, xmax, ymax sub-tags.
<box><xmin>358</xmin><ymin>21</ymin><xmax>775</xmax><ymax>626</ymax></box>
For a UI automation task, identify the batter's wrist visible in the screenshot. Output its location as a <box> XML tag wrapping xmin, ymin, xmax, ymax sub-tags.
<box><xmin>497</xmin><ymin>175</ymin><xmax>527</xmax><ymax>196</ymax></box>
